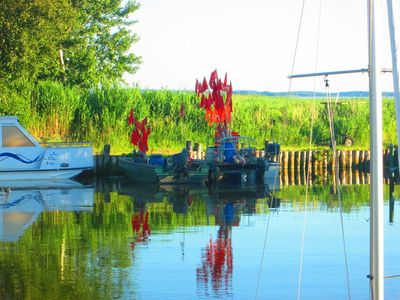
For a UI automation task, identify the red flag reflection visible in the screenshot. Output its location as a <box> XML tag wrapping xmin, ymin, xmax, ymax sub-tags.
<box><xmin>130</xmin><ymin>210</ymin><xmax>151</xmax><ymax>249</ymax></box>
<box><xmin>196</xmin><ymin>227</ymin><xmax>233</xmax><ymax>297</ymax></box>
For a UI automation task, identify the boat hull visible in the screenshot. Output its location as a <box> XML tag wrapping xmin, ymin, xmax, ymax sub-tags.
<box><xmin>208</xmin><ymin>159</ymin><xmax>279</xmax><ymax>186</ymax></box>
<box><xmin>0</xmin><ymin>168</ymin><xmax>90</xmax><ymax>182</ymax></box>
<box><xmin>119</xmin><ymin>157</ymin><xmax>209</xmax><ymax>185</ymax></box>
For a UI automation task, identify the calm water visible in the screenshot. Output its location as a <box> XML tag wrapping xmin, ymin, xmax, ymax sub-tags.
<box><xmin>1</xmin><ymin>177</ymin><xmax>400</xmax><ymax>300</ymax></box>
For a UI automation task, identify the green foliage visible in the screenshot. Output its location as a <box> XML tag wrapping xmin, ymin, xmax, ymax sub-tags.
<box><xmin>0</xmin><ymin>0</ymin><xmax>76</xmax><ymax>82</ymax></box>
<box><xmin>65</xmin><ymin>0</ymin><xmax>141</xmax><ymax>87</ymax></box>
<box><xmin>1</xmin><ymin>82</ymin><xmax>400</xmax><ymax>153</ymax></box>
<box><xmin>0</xmin><ymin>0</ymin><xmax>141</xmax><ymax>87</ymax></box>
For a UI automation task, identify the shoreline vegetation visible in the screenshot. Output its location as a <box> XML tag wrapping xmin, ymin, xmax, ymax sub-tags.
<box><xmin>1</xmin><ymin>81</ymin><xmax>398</xmax><ymax>155</ymax></box>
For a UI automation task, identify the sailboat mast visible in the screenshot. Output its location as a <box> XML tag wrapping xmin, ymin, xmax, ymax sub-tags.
<box><xmin>368</xmin><ymin>0</ymin><xmax>384</xmax><ymax>298</ymax></box>
<box><xmin>387</xmin><ymin>0</ymin><xmax>400</xmax><ymax>174</ymax></box>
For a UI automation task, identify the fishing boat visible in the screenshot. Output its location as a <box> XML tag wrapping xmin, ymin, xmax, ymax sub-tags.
<box><xmin>0</xmin><ymin>116</ymin><xmax>94</xmax><ymax>181</ymax></box>
<box><xmin>194</xmin><ymin>71</ymin><xmax>280</xmax><ymax>186</ymax></box>
<box><xmin>119</xmin><ymin>150</ymin><xmax>209</xmax><ymax>184</ymax></box>
<box><xmin>121</xmin><ymin>109</ymin><xmax>209</xmax><ymax>185</ymax></box>
<box><xmin>205</xmin><ymin>134</ymin><xmax>280</xmax><ymax>185</ymax></box>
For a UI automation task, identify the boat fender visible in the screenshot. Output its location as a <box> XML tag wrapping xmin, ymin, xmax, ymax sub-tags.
<box><xmin>167</xmin><ymin>157</ymin><xmax>173</xmax><ymax>167</ymax></box>
<box><xmin>233</xmin><ymin>154</ymin><xmax>245</xmax><ymax>165</ymax></box>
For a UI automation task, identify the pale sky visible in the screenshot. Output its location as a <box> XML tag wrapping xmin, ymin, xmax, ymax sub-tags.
<box><xmin>126</xmin><ymin>0</ymin><xmax>397</xmax><ymax>92</ymax></box>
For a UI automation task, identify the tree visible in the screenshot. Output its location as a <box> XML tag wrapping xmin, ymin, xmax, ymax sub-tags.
<box><xmin>0</xmin><ymin>0</ymin><xmax>141</xmax><ymax>87</ymax></box>
<box><xmin>0</xmin><ymin>0</ymin><xmax>76</xmax><ymax>82</ymax></box>
<box><xmin>65</xmin><ymin>0</ymin><xmax>141</xmax><ymax>87</ymax></box>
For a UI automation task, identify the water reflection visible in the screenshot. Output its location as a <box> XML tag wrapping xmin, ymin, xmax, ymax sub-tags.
<box><xmin>0</xmin><ymin>176</ymin><xmax>399</xmax><ymax>299</ymax></box>
<box><xmin>280</xmin><ymin>168</ymin><xmax>374</xmax><ymax>186</ymax></box>
<box><xmin>196</xmin><ymin>202</ymin><xmax>235</xmax><ymax>298</ymax></box>
<box><xmin>131</xmin><ymin>210</ymin><xmax>151</xmax><ymax>246</ymax></box>
<box><xmin>281</xmin><ymin>167</ymin><xmax>400</xmax><ymax>187</ymax></box>
<box><xmin>118</xmin><ymin>181</ymin><xmax>278</xmax><ymax>217</ymax></box>
<box><xmin>0</xmin><ymin>179</ymin><xmax>94</xmax><ymax>241</ymax></box>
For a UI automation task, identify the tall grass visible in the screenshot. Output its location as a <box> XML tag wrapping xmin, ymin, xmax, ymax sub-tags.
<box><xmin>0</xmin><ymin>81</ymin><xmax>398</xmax><ymax>154</ymax></box>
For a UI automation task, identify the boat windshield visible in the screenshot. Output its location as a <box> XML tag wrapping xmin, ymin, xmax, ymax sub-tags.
<box><xmin>2</xmin><ymin>125</ymin><xmax>35</xmax><ymax>147</ymax></box>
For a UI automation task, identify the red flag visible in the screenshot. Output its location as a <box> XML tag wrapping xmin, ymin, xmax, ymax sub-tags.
<box><xmin>131</xmin><ymin>129</ymin><xmax>141</xmax><ymax>146</ymax></box>
<box><xmin>128</xmin><ymin>109</ymin><xmax>135</xmax><ymax>125</ymax></box>
<box><xmin>135</xmin><ymin>119</ymin><xmax>143</xmax><ymax>132</ymax></box>
<box><xmin>201</xmin><ymin>77</ymin><xmax>208</xmax><ymax>92</ymax></box>
<box><xmin>139</xmin><ymin>127</ymin><xmax>150</xmax><ymax>153</ymax></box>
<box><xmin>142</xmin><ymin>117</ymin><xmax>148</xmax><ymax>128</ymax></box>
<box><xmin>204</xmin><ymin>93</ymin><xmax>214</xmax><ymax>108</ymax></box>
<box><xmin>195</xmin><ymin>70</ymin><xmax>233</xmax><ymax>127</ymax></box>
<box><xmin>209</xmin><ymin>69</ymin><xmax>218</xmax><ymax>88</ymax></box>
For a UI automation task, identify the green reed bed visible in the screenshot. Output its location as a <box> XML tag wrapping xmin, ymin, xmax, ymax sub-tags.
<box><xmin>0</xmin><ymin>81</ymin><xmax>398</xmax><ymax>154</ymax></box>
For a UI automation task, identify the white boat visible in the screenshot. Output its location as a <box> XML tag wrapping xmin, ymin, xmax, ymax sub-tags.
<box><xmin>0</xmin><ymin>116</ymin><xmax>93</xmax><ymax>181</ymax></box>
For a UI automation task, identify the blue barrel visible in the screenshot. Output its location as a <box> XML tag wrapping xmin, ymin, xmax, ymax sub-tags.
<box><xmin>224</xmin><ymin>142</ymin><xmax>235</xmax><ymax>163</ymax></box>
<box><xmin>224</xmin><ymin>203</ymin><xmax>235</xmax><ymax>224</ymax></box>
<box><xmin>149</xmin><ymin>154</ymin><xmax>164</xmax><ymax>166</ymax></box>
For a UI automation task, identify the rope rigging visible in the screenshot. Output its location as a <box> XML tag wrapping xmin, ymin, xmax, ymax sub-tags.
<box><xmin>297</xmin><ymin>0</ymin><xmax>321</xmax><ymax>298</ymax></box>
<box><xmin>325</xmin><ymin>76</ymin><xmax>352</xmax><ymax>300</ymax></box>
<box><xmin>256</xmin><ymin>0</ymin><xmax>308</xmax><ymax>296</ymax></box>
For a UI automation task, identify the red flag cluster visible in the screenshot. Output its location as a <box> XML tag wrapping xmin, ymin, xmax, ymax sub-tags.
<box><xmin>128</xmin><ymin>109</ymin><xmax>151</xmax><ymax>153</ymax></box>
<box><xmin>195</xmin><ymin>69</ymin><xmax>233</xmax><ymax>126</ymax></box>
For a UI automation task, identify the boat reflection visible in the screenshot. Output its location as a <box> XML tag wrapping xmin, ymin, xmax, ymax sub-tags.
<box><xmin>0</xmin><ymin>179</ymin><xmax>94</xmax><ymax>242</ymax></box>
<box><xmin>118</xmin><ymin>180</ymin><xmax>280</xmax><ymax>296</ymax></box>
<box><xmin>197</xmin><ymin>201</ymin><xmax>235</xmax><ymax>298</ymax></box>
<box><xmin>119</xmin><ymin>181</ymin><xmax>279</xmax><ymax>216</ymax></box>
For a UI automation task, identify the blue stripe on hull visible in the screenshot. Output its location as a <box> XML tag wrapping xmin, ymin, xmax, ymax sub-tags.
<box><xmin>0</xmin><ymin>152</ymin><xmax>40</xmax><ymax>164</ymax></box>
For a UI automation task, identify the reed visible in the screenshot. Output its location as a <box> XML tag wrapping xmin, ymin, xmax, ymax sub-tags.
<box><xmin>0</xmin><ymin>81</ymin><xmax>398</xmax><ymax>154</ymax></box>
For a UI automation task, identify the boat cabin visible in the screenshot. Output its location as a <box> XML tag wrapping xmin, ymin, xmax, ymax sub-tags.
<box><xmin>0</xmin><ymin>116</ymin><xmax>93</xmax><ymax>179</ymax></box>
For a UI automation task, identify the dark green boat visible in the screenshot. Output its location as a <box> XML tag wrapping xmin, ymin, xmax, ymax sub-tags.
<box><xmin>119</xmin><ymin>150</ymin><xmax>209</xmax><ymax>185</ymax></box>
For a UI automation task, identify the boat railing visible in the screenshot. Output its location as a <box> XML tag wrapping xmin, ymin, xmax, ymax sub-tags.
<box><xmin>40</xmin><ymin>141</ymin><xmax>93</xmax><ymax>148</ymax></box>
<box><xmin>215</xmin><ymin>136</ymin><xmax>256</xmax><ymax>144</ymax></box>
<box><xmin>0</xmin><ymin>188</ymin><xmax>11</xmax><ymax>205</ymax></box>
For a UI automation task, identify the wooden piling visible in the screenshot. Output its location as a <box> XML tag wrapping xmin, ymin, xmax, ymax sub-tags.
<box><xmin>282</xmin><ymin>151</ymin><xmax>289</xmax><ymax>169</ymax></box>
<box><xmin>307</xmin><ymin>151</ymin><xmax>312</xmax><ymax>172</ymax></box>
<box><xmin>359</xmin><ymin>151</ymin><xmax>365</xmax><ymax>170</ymax></box>
<box><xmin>288</xmin><ymin>151</ymin><xmax>294</xmax><ymax>169</ymax></box>
<box><xmin>353</xmin><ymin>150</ymin><xmax>360</xmax><ymax>169</ymax></box>
<box><xmin>340</xmin><ymin>150</ymin><xmax>346</xmax><ymax>169</ymax></box>
<box><xmin>364</xmin><ymin>151</ymin><xmax>370</xmax><ymax>171</ymax></box>
<box><xmin>312</xmin><ymin>151</ymin><xmax>319</xmax><ymax>174</ymax></box>
<box><xmin>290</xmin><ymin>167</ymin><xmax>295</xmax><ymax>185</ymax></box>
<box><xmin>348</xmin><ymin>150</ymin><xmax>353</xmax><ymax>170</ymax></box>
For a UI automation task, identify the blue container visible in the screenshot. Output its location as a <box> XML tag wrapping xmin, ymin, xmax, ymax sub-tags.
<box><xmin>224</xmin><ymin>142</ymin><xmax>235</xmax><ymax>163</ymax></box>
<box><xmin>224</xmin><ymin>203</ymin><xmax>235</xmax><ymax>224</ymax></box>
<box><xmin>149</xmin><ymin>154</ymin><xmax>164</xmax><ymax>166</ymax></box>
